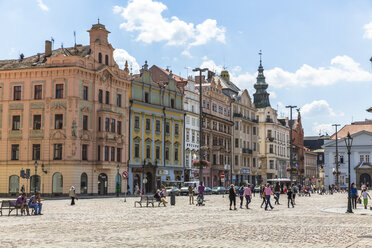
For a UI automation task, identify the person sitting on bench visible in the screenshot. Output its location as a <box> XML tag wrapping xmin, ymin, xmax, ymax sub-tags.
<box><xmin>29</xmin><ymin>193</ymin><xmax>42</xmax><ymax>215</ymax></box>
<box><xmin>14</xmin><ymin>193</ymin><xmax>30</xmax><ymax>216</ymax></box>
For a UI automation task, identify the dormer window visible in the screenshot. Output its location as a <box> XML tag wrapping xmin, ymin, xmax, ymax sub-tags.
<box><xmin>144</xmin><ymin>92</ymin><xmax>149</xmax><ymax>103</ymax></box>
<box><xmin>98</xmin><ymin>53</ymin><xmax>102</xmax><ymax>63</ymax></box>
<box><xmin>171</xmin><ymin>99</ymin><xmax>175</xmax><ymax>108</ymax></box>
<box><xmin>105</xmin><ymin>55</ymin><xmax>109</xmax><ymax>65</ymax></box>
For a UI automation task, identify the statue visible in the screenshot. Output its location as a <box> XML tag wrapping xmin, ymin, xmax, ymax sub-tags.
<box><xmin>72</xmin><ymin>120</ymin><xmax>77</xmax><ymax>137</ymax></box>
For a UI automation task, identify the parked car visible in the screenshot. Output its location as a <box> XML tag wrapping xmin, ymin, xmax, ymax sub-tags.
<box><xmin>204</xmin><ymin>187</ymin><xmax>212</xmax><ymax>195</ymax></box>
<box><xmin>166</xmin><ymin>186</ymin><xmax>180</xmax><ymax>196</ymax></box>
<box><xmin>254</xmin><ymin>186</ymin><xmax>261</xmax><ymax>193</ymax></box>
<box><xmin>212</xmin><ymin>186</ymin><xmax>226</xmax><ymax>194</ymax></box>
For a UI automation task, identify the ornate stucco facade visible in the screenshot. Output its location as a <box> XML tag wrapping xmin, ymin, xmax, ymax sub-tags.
<box><xmin>0</xmin><ymin>22</ymin><xmax>130</xmax><ymax>196</ymax></box>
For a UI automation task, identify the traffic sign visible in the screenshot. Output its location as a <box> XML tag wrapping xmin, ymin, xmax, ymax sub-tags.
<box><xmin>220</xmin><ymin>173</ymin><xmax>225</xmax><ymax>178</ymax></box>
<box><xmin>221</xmin><ymin>178</ymin><xmax>225</xmax><ymax>182</ymax></box>
<box><xmin>122</xmin><ymin>171</ymin><xmax>129</xmax><ymax>179</ymax></box>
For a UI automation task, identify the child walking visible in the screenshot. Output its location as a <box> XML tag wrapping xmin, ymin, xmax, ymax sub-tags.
<box><xmin>361</xmin><ymin>189</ymin><xmax>371</xmax><ymax>209</ymax></box>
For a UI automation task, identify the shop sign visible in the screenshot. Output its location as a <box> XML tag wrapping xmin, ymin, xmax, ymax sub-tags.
<box><xmin>132</xmin><ymin>168</ymin><xmax>144</xmax><ymax>173</ymax></box>
<box><xmin>158</xmin><ymin>170</ymin><xmax>169</xmax><ymax>175</ymax></box>
<box><xmin>241</xmin><ymin>169</ymin><xmax>250</xmax><ymax>174</ymax></box>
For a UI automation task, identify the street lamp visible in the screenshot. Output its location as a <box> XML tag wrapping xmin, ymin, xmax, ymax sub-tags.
<box><xmin>193</xmin><ymin>67</ymin><xmax>208</xmax><ymax>187</ymax></box>
<box><xmin>286</xmin><ymin>105</ymin><xmax>297</xmax><ymax>183</ymax></box>
<box><xmin>116</xmin><ymin>164</ymin><xmax>120</xmax><ymax>197</ymax></box>
<box><xmin>34</xmin><ymin>160</ymin><xmax>38</xmax><ymax>193</ymax></box>
<box><xmin>344</xmin><ymin>132</ymin><xmax>353</xmax><ymax>214</ymax></box>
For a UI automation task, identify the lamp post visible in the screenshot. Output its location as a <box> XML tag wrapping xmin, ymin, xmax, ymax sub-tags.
<box><xmin>344</xmin><ymin>132</ymin><xmax>353</xmax><ymax>214</ymax></box>
<box><xmin>286</xmin><ymin>105</ymin><xmax>297</xmax><ymax>183</ymax></box>
<box><xmin>193</xmin><ymin>67</ymin><xmax>208</xmax><ymax>186</ymax></box>
<box><xmin>116</xmin><ymin>164</ymin><xmax>120</xmax><ymax>197</ymax></box>
<box><xmin>34</xmin><ymin>160</ymin><xmax>38</xmax><ymax>193</ymax></box>
<box><xmin>332</xmin><ymin>124</ymin><xmax>341</xmax><ymax>190</ymax></box>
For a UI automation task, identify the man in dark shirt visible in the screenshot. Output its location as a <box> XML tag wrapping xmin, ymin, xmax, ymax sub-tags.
<box><xmin>287</xmin><ymin>187</ymin><xmax>294</xmax><ymax>208</ymax></box>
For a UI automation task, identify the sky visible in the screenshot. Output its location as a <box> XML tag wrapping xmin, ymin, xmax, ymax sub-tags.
<box><xmin>1</xmin><ymin>0</ymin><xmax>372</xmax><ymax>136</ymax></box>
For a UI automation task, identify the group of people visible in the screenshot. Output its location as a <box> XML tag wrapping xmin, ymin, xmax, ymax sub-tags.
<box><xmin>153</xmin><ymin>185</ymin><xmax>168</xmax><ymax>206</ymax></box>
<box><xmin>350</xmin><ymin>182</ymin><xmax>371</xmax><ymax>209</ymax></box>
<box><xmin>14</xmin><ymin>192</ymin><xmax>43</xmax><ymax>216</ymax></box>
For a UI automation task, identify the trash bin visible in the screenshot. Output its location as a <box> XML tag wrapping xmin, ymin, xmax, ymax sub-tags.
<box><xmin>170</xmin><ymin>192</ymin><xmax>176</xmax><ymax>206</ymax></box>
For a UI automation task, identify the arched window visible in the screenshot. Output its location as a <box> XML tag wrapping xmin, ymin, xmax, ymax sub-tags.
<box><xmin>9</xmin><ymin>175</ymin><xmax>19</xmax><ymax>194</ymax></box>
<box><xmin>105</xmin><ymin>55</ymin><xmax>109</xmax><ymax>65</ymax></box>
<box><xmin>98</xmin><ymin>53</ymin><xmax>102</xmax><ymax>63</ymax></box>
<box><xmin>81</xmin><ymin>173</ymin><xmax>88</xmax><ymax>194</ymax></box>
<box><xmin>30</xmin><ymin>175</ymin><xmax>41</xmax><ymax>194</ymax></box>
<box><xmin>52</xmin><ymin>172</ymin><xmax>63</xmax><ymax>194</ymax></box>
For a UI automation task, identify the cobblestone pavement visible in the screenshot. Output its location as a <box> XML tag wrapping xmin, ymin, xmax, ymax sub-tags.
<box><xmin>0</xmin><ymin>193</ymin><xmax>371</xmax><ymax>248</ymax></box>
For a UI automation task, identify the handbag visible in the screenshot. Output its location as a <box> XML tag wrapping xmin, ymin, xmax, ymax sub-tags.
<box><xmin>358</xmin><ymin>197</ymin><xmax>362</xmax><ymax>204</ymax></box>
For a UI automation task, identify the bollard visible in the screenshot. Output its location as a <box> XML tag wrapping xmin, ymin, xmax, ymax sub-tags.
<box><xmin>170</xmin><ymin>192</ymin><xmax>176</xmax><ymax>206</ymax></box>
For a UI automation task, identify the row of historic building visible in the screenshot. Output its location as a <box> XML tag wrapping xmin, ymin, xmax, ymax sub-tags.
<box><xmin>0</xmin><ymin>22</ymin><xmax>316</xmax><ymax>196</ymax></box>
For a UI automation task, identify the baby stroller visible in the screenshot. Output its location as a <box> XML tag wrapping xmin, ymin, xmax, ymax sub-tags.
<box><xmin>196</xmin><ymin>194</ymin><xmax>205</xmax><ymax>206</ymax></box>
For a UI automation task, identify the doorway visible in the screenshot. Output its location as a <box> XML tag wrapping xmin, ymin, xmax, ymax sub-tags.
<box><xmin>360</xmin><ymin>173</ymin><xmax>371</xmax><ymax>187</ymax></box>
<box><xmin>145</xmin><ymin>172</ymin><xmax>153</xmax><ymax>193</ymax></box>
<box><xmin>98</xmin><ymin>173</ymin><xmax>108</xmax><ymax>195</ymax></box>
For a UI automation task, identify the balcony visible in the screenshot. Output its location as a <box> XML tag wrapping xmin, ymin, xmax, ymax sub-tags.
<box><xmin>233</xmin><ymin>113</ymin><xmax>258</xmax><ymax>123</ymax></box>
<box><xmin>242</xmin><ymin>148</ymin><xmax>253</xmax><ymax>154</ymax></box>
<box><xmin>267</xmin><ymin>137</ymin><xmax>274</xmax><ymax>142</ymax></box>
<box><xmin>266</xmin><ymin>118</ymin><xmax>274</xmax><ymax>123</ymax></box>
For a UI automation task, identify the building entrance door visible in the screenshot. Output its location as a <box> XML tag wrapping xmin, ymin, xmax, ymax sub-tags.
<box><xmin>145</xmin><ymin>172</ymin><xmax>153</xmax><ymax>193</ymax></box>
<box><xmin>98</xmin><ymin>173</ymin><xmax>108</xmax><ymax>195</ymax></box>
<box><xmin>360</xmin><ymin>173</ymin><xmax>371</xmax><ymax>187</ymax></box>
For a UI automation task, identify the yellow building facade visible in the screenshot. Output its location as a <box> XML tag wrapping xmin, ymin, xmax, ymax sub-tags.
<box><xmin>128</xmin><ymin>63</ymin><xmax>184</xmax><ymax>194</ymax></box>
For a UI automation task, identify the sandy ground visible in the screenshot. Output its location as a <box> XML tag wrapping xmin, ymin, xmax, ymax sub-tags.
<box><xmin>0</xmin><ymin>193</ymin><xmax>371</xmax><ymax>248</ymax></box>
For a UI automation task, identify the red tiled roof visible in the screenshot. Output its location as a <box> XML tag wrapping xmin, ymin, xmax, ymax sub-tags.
<box><xmin>330</xmin><ymin>122</ymin><xmax>372</xmax><ymax>139</ymax></box>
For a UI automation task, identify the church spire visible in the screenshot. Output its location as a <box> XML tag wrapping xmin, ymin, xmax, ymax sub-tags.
<box><xmin>253</xmin><ymin>50</ymin><xmax>271</xmax><ymax>108</ymax></box>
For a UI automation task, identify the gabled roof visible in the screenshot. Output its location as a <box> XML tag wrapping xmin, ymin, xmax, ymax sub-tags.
<box><xmin>325</xmin><ymin>130</ymin><xmax>372</xmax><ymax>147</ymax></box>
<box><xmin>330</xmin><ymin>121</ymin><xmax>372</xmax><ymax>139</ymax></box>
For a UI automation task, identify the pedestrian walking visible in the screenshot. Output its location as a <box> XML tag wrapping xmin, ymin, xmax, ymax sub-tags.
<box><xmin>188</xmin><ymin>185</ymin><xmax>194</xmax><ymax>205</ymax></box>
<box><xmin>361</xmin><ymin>188</ymin><xmax>371</xmax><ymax>209</ymax></box>
<box><xmin>260</xmin><ymin>185</ymin><xmax>266</xmax><ymax>208</ymax></box>
<box><xmin>274</xmin><ymin>183</ymin><xmax>281</xmax><ymax>205</ymax></box>
<box><xmin>69</xmin><ymin>186</ymin><xmax>78</xmax><ymax>205</ymax></box>
<box><xmin>229</xmin><ymin>184</ymin><xmax>237</xmax><ymax>210</ymax></box>
<box><xmin>292</xmin><ymin>184</ymin><xmax>298</xmax><ymax>205</ymax></box>
<box><xmin>244</xmin><ymin>183</ymin><xmax>252</xmax><ymax>209</ymax></box>
<box><xmin>264</xmin><ymin>183</ymin><xmax>274</xmax><ymax>211</ymax></box>
<box><xmin>20</xmin><ymin>185</ymin><xmax>25</xmax><ymax>194</ymax></box>
<box><xmin>238</xmin><ymin>186</ymin><xmax>244</xmax><ymax>209</ymax></box>
<box><xmin>287</xmin><ymin>187</ymin><xmax>294</xmax><ymax>208</ymax></box>
<box><xmin>350</xmin><ymin>182</ymin><xmax>358</xmax><ymax>209</ymax></box>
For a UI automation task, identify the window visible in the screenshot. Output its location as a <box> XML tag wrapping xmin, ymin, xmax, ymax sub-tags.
<box><xmin>105</xmin><ymin>118</ymin><xmax>110</xmax><ymax>132</ymax></box>
<box><xmin>117</xmin><ymin>121</ymin><xmax>122</xmax><ymax>135</ymax></box>
<box><xmin>54</xmin><ymin>144</ymin><xmax>62</xmax><ymax>160</ymax></box>
<box><xmin>235</xmin><ymin>138</ymin><xmax>239</xmax><ymax>148</ymax></box>
<box><xmin>111</xmin><ymin>147</ymin><xmax>115</xmax><ymax>161</ymax></box>
<box><xmin>134</xmin><ymin>116</ymin><xmax>140</xmax><ymax>129</ymax></box>
<box><xmin>186</xmin><ymin>130</ymin><xmax>190</xmax><ymax>142</ymax></box>
<box><xmin>146</xmin><ymin>145</ymin><xmax>151</xmax><ymax>159</ymax></box>
<box><xmin>117</xmin><ymin>148</ymin><xmax>122</xmax><ymax>162</ymax></box>
<box><xmin>360</xmin><ymin>155</ymin><xmax>364</xmax><ymax>162</ymax></box>
<box><xmin>269</xmin><ymin>160</ymin><xmax>274</xmax><ymax>169</ymax></box>
<box><xmin>156</xmin><ymin>146</ymin><xmax>160</xmax><ymax>160</ymax></box>
<box><xmin>83</xmin><ymin>115</ymin><xmax>88</xmax><ymax>130</ymax></box>
<box><xmin>175</xmin><ymin>148</ymin><xmax>179</xmax><ymax>161</ymax></box>
<box><xmin>253</xmin><ymin>158</ymin><xmax>256</xmax><ymax>167</ymax></box>
<box><xmin>104</xmin><ymin>146</ymin><xmax>109</xmax><ymax>161</ymax></box>
<box><xmin>206</xmin><ymin>102</ymin><xmax>210</xmax><ymax>109</ymax></box>
<box><xmin>171</xmin><ymin>99</ymin><xmax>175</xmax><ymax>108</ymax></box>
<box><xmin>97</xmin><ymin>145</ymin><xmax>101</xmax><ymax>161</ymax></box>
<box><xmin>13</xmin><ymin>86</ymin><xmax>21</xmax><ymax>100</ymax></box>
<box><xmin>11</xmin><ymin>144</ymin><xmax>19</xmax><ymax>160</ymax></box>
<box><xmin>12</xmin><ymin>116</ymin><xmax>20</xmax><ymax>130</ymax></box>
<box><xmin>33</xmin><ymin>115</ymin><xmax>41</xmax><ymax>130</ymax></box>
<box><xmin>105</xmin><ymin>91</ymin><xmax>110</xmax><ymax>104</ymax></box>
<box><xmin>32</xmin><ymin>144</ymin><xmax>40</xmax><ymax>160</ymax></box>
<box><xmin>146</xmin><ymin>119</ymin><xmax>150</xmax><ymax>131</ymax></box>
<box><xmin>339</xmin><ymin>155</ymin><xmax>344</xmax><ymax>164</ymax></box>
<box><xmin>253</xmin><ymin>143</ymin><xmax>257</xmax><ymax>151</ymax></box>
<box><xmin>213</xmin><ymin>155</ymin><xmax>217</xmax><ymax>165</ymax></box>
<box><xmin>212</xmin><ymin>104</ymin><xmax>217</xmax><ymax>112</ymax></box>
<box><xmin>165</xmin><ymin>147</ymin><xmax>169</xmax><ymax>160</ymax></box>
<box><xmin>55</xmin><ymin>114</ymin><xmax>63</xmax><ymax>129</ymax></box>
<box><xmin>253</xmin><ymin>127</ymin><xmax>257</xmax><ymax>135</ymax></box>
<box><xmin>134</xmin><ymin>144</ymin><xmax>140</xmax><ymax>158</ymax></box>
<box><xmin>267</xmin><ymin>130</ymin><xmax>272</xmax><ymax>138</ymax></box>
<box><xmin>55</xmin><ymin>84</ymin><xmax>64</xmax><ymax>99</ymax></box>
<box><xmin>117</xmin><ymin>94</ymin><xmax>122</xmax><ymax>107</ymax></box>
<box><xmin>235</xmin><ymin>121</ymin><xmax>239</xmax><ymax>130</ymax></box>
<box><xmin>156</xmin><ymin>120</ymin><xmax>160</xmax><ymax>132</ymax></box>
<box><xmin>165</xmin><ymin>122</ymin><xmax>170</xmax><ymax>135</ymax></box>
<box><xmin>82</xmin><ymin>144</ymin><xmax>88</xmax><ymax>160</ymax></box>
<box><xmin>98</xmin><ymin>53</ymin><xmax>102</xmax><ymax>63</ymax></box>
<box><xmin>269</xmin><ymin>144</ymin><xmax>273</xmax><ymax>153</ymax></box>
<box><xmin>98</xmin><ymin>117</ymin><xmax>102</xmax><ymax>131</ymax></box>
<box><xmin>83</xmin><ymin>86</ymin><xmax>88</xmax><ymax>100</ymax></box>
<box><xmin>111</xmin><ymin>119</ymin><xmax>116</xmax><ymax>132</ymax></box>
<box><xmin>366</xmin><ymin>154</ymin><xmax>370</xmax><ymax>163</ymax></box>
<box><xmin>192</xmin><ymin>131</ymin><xmax>195</xmax><ymax>143</ymax></box>
<box><xmin>235</xmin><ymin>155</ymin><xmax>238</xmax><ymax>166</ymax></box>
<box><xmin>144</xmin><ymin>92</ymin><xmax>149</xmax><ymax>103</ymax></box>
<box><xmin>203</xmin><ymin>100</ymin><xmax>205</xmax><ymax>108</ymax></box>
<box><xmin>34</xmin><ymin>85</ymin><xmax>42</xmax><ymax>99</ymax></box>
<box><xmin>105</xmin><ymin>55</ymin><xmax>109</xmax><ymax>65</ymax></box>
<box><xmin>197</xmin><ymin>132</ymin><xmax>200</xmax><ymax>143</ymax></box>
<box><xmin>98</xmin><ymin>90</ymin><xmax>103</xmax><ymax>103</ymax></box>
<box><xmin>175</xmin><ymin>123</ymin><xmax>179</xmax><ymax>135</ymax></box>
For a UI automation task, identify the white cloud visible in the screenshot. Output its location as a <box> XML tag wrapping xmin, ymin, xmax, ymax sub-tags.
<box><xmin>113</xmin><ymin>0</ymin><xmax>225</xmax><ymax>48</ymax></box>
<box><xmin>200</xmin><ymin>59</ymin><xmax>223</xmax><ymax>74</ymax></box>
<box><xmin>312</xmin><ymin>123</ymin><xmax>334</xmax><ymax>136</ymax></box>
<box><xmin>301</xmin><ymin>100</ymin><xmax>343</xmax><ymax>117</ymax></box>
<box><xmin>37</xmin><ymin>0</ymin><xmax>49</xmax><ymax>11</ymax></box>
<box><xmin>363</xmin><ymin>21</ymin><xmax>372</xmax><ymax>39</ymax></box>
<box><xmin>181</xmin><ymin>50</ymin><xmax>192</xmax><ymax>58</ymax></box>
<box><xmin>113</xmin><ymin>49</ymin><xmax>140</xmax><ymax>74</ymax></box>
<box><xmin>266</xmin><ymin>56</ymin><xmax>372</xmax><ymax>88</ymax></box>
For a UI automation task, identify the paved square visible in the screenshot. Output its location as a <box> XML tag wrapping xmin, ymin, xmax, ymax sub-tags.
<box><xmin>0</xmin><ymin>193</ymin><xmax>371</xmax><ymax>248</ymax></box>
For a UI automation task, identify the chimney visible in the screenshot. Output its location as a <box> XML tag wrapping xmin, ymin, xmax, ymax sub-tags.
<box><xmin>45</xmin><ymin>40</ymin><xmax>52</xmax><ymax>57</ymax></box>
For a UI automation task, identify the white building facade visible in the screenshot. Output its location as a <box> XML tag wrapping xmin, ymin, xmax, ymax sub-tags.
<box><xmin>183</xmin><ymin>79</ymin><xmax>200</xmax><ymax>181</ymax></box>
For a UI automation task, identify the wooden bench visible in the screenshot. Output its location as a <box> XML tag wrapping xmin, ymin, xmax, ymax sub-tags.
<box><xmin>134</xmin><ymin>196</ymin><xmax>147</xmax><ymax>207</ymax></box>
<box><xmin>0</xmin><ymin>200</ymin><xmax>16</xmax><ymax>216</ymax></box>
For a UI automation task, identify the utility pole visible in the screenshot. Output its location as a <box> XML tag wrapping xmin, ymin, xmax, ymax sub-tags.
<box><xmin>286</xmin><ymin>105</ymin><xmax>297</xmax><ymax>183</ymax></box>
<box><xmin>193</xmin><ymin>68</ymin><xmax>208</xmax><ymax>186</ymax></box>
<box><xmin>332</xmin><ymin>124</ymin><xmax>340</xmax><ymax>190</ymax></box>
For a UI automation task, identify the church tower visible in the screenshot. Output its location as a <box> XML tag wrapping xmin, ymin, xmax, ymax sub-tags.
<box><xmin>253</xmin><ymin>51</ymin><xmax>271</xmax><ymax>108</ymax></box>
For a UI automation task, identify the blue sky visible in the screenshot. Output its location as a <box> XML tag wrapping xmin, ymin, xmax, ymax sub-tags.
<box><xmin>1</xmin><ymin>0</ymin><xmax>372</xmax><ymax>135</ymax></box>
